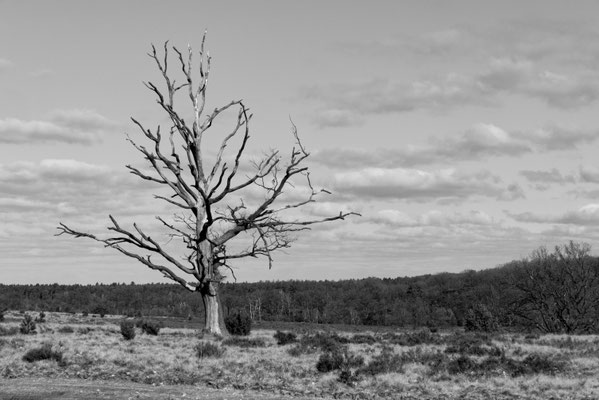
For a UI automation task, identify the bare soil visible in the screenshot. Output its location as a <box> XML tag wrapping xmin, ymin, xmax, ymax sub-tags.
<box><xmin>0</xmin><ymin>377</ymin><xmax>319</xmax><ymax>400</ymax></box>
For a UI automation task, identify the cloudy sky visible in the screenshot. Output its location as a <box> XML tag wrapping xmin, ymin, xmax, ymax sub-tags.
<box><xmin>2</xmin><ymin>1</ymin><xmax>599</xmax><ymax>284</ymax></box>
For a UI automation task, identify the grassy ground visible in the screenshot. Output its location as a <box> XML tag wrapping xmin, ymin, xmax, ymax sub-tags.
<box><xmin>2</xmin><ymin>311</ymin><xmax>599</xmax><ymax>399</ymax></box>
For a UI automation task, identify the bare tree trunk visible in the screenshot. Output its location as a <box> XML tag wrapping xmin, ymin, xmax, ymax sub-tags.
<box><xmin>200</xmin><ymin>281</ymin><xmax>227</xmax><ymax>336</ymax></box>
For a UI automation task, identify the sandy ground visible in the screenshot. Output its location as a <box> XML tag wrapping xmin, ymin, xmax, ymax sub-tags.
<box><xmin>0</xmin><ymin>377</ymin><xmax>322</xmax><ymax>400</ymax></box>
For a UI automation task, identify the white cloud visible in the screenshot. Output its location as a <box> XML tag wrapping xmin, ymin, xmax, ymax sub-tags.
<box><xmin>313</xmin><ymin>109</ymin><xmax>363</xmax><ymax>128</ymax></box>
<box><xmin>333</xmin><ymin>167</ymin><xmax>522</xmax><ymax>202</ymax></box>
<box><xmin>0</xmin><ymin>159</ymin><xmax>155</xmax><ymax>219</ymax></box>
<box><xmin>309</xmin><ymin>21</ymin><xmax>599</xmax><ymax>127</ymax></box>
<box><xmin>371</xmin><ymin>209</ymin><xmax>494</xmax><ymax>228</ymax></box>
<box><xmin>0</xmin><ymin>109</ymin><xmax>119</xmax><ymax>144</ymax></box>
<box><xmin>519</xmin><ymin>168</ymin><xmax>576</xmax><ymax>191</ymax></box>
<box><xmin>580</xmin><ymin>166</ymin><xmax>599</xmax><ymax>183</ymax></box>
<box><xmin>0</xmin><ymin>58</ymin><xmax>14</xmax><ymax>70</ymax></box>
<box><xmin>313</xmin><ymin>123</ymin><xmax>599</xmax><ymax>170</ymax></box>
<box><xmin>508</xmin><ymin>204</ymin><xmax>599</xmax><ymax>226</ymax></box>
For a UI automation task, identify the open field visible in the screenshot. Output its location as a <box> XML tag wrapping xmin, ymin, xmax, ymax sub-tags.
<box><xmin>2</xmin><ymin>311</ymin><xmax>599</xmax><ymax>399</ymax></box>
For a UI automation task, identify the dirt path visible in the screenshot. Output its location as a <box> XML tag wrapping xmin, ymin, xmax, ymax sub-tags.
<box><xmin>0</xmin><ymin>377</ymin><xmax>320</xmax><ymax>400</ymax></box>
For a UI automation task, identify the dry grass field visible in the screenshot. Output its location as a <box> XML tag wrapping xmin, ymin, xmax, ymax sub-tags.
<box><xmin>2</xmin><ymin>311</ymin><xmax>599</xmax><ymax>399</ymax></box>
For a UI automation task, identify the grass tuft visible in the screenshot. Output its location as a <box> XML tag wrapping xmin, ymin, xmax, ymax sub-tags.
<box><xmin>195</xmin><ymin>341</ymin><xmax>225</xmax><ymax>358</ymax></box>
<box><xmin>222</xmin><ymin>336</ymin><xmax>266</xmax><ymax>348</ymax></box>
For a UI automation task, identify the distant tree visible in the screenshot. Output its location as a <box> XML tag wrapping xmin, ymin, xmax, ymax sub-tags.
<box><xmin>464</xmin><ymin>303</ymin><xmax>498</xmax><ymax>332</ymax></box>
<box><xmin>506</xmin><ymin>241</ymin><xmax>599</xmax><ymax>333</ymax></box>
<box><xmin>56</xmin><ymin>35</ymin><xmax>357</xmax><ymax>335</ymax></box>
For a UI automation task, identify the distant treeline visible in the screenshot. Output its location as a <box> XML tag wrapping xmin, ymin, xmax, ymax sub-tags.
<box><xmin>1</xmin><ymin>272</ymin><xmax>496</xmax><ymax>328</ymax></box>
<box><xmin>3</xmin><ymin>242</ymin><xmax>599</xmax><ymax>333</ymax></box>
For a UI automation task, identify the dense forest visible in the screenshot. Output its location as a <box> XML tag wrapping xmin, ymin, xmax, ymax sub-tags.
<box><xmin>2</xmin><ymin>241</ymin><xmax>598</xmax><ymax>334</ymax></box>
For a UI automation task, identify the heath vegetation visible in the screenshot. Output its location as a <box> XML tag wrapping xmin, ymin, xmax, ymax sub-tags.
<box><xmin>1</xmin><ymin>310</ymin><xmax>599</xmax><ymax>399</ymax></box>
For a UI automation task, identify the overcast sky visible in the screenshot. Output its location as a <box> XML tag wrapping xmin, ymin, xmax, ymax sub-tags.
<box><xmin>2</xmin><ymin>1</ymin><xmax>599</xmax><ymax>284</ymax></box>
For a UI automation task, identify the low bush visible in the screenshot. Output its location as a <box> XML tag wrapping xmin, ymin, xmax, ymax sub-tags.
<box><xmin>19</xmin><ymin>314</ymin><xmax>36</xmax><ymax>335</ymax></box>
<box><xmin>385</xmin><ymin>330</ymin><xmax>442</xmax><ymax>346</ymax></box>
<box><xmin>316</xmin><ymin>351</ymin><xmax>345</xmax><ymax>372</ymax></box>
<box><xmin>35</xmin><ymin>311</ymin><xmax>46</xmax><ymax>323</ymax></box>
<box><xmin>399</xmin><ymin>347</ymin><xmax>445</xmax><ymax>365</ymax></box>
<box><xmin>140</xmin><ymin>320</ymin><xmax>161</xmax><ymax>336</ymax></box>
<box><xmin>222</xmin><ymin>336</ymin><xmax>266</xmax><ymax>348</ymax></box>
<box><xmin>0</xmin><ymin>325</ymin><xmax>19</xmax><ymax>336</ymax></box>
<box><xmin>301</xmin><ymin>332</ymin><xmax>346</xmax><ymax>352</ymax></box>
<box><xmin>348</xmin><ymin>334</ymin><xmax>377</xmax><ymax>345</ymax></box>
<box><xmin>431</xmin><ymin>352</ymin><xmax>567</xmax><ymax>377</ymax></box>
<box><xmin>287</xmin><ymin>344</ymin><xmax>308</xmax><ymax>357</ymax></box>
<box><xmin>338</xmin><ymin>368</ymin><xmax>360</xmax><ymax>386</ymax></box>
<box><xmin>57</xmin><ymin>325</ymin><xmax>75</xmax><ymax>334</ymax></box>
<box><xmin>508</xmin><ymin>353</ymin><xmax>567</xmax><ymax>376</ymax></box>
<box><xmin>444</xmin><ymin>333</ymin><xmax>503</xmax><ymax>357</ymax></box>
<box><xmin>224</xmin><ymin>313</ymin><xmax>252</xmax><ymax>336</ymax></box>
<box><xmin>0</xmin><ymin>310</ymin><xmax>4</xmax><ymax>322</ymax></box>
<box><xmin>77</xmin><ymin>327</ymin><xmax>92</xmax><ymax>335</ymax></box>
<box><xmin>287</xmin><ymin>331</ymin><xmax>352</xmax><ymax>356</ymax></box>
<box><xmin>274</xmin><ymin>331</ymin><xmax>297</xmax><ymax>345</ymax></box>
<box><xmin>316</xmin><ymin>349</ymin><xmax>364</xmax><ymax>373</ymax></box>
<box><xmin>22</xmin><ymin>342</ymin><xmax>64</xmax><ymax>364</ymax></box>
<box><xmin>359</xmin><ymin>347</ymin><xmax>404</xmax><ymax>375</ymax></box>
<box><xmin>120</xmin><ymin>320</ymin><xmax>136</xmax><ymax>341</ymax></box>
<box><xmin>524</xmin><ymin>332</ymin><xmax>540</xmax><ymax>340</ymax></box>
<box><xmin>447</xmin><ymin>354</ymin><xmax>477</xmax><ymax>375</ymax></box>
<box><xmin>196</xmin><ymin>341</ymin><xmax>225</xmax><ymax>359</ymax></box>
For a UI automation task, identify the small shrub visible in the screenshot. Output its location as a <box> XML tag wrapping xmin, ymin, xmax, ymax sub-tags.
<box><xmin>287</xmin><ymin>344</ymin><xmax>307</xmax><ymax>357</ymax></box>
<box><xmin>57</xmin><ymin>325</ymin><xmax>75</xmax><ymax>334</ymax></box>
<box><xmin>524</xmin><ymin>332</ymin><xmax>540</xmax><ymax>340</ymax></box>
<box><xmin>195</xmin><ymin>341</ymin><xmax>225</xmax><ymax>358</ymax></box>
<box><xmin>0</xmin><ymin>310</ymin><xmax>4</xmax><ymax>322</ymax></box>
<box><xmin>35</xmin><ymin>311</ymin><xmax>46</xmax><ymax>323</ymax></box>
<box><xmin>317</xmin><ymin>351</ymin><xmax>345</xmax><ymax>372</ymax></box>
<box><xmin>19</xmin><ymin>314</ymin><xmax>36</xmax><ymax>335</ymax></box>
<box><xmin>77</xmin><ymin>327</ymin><xmax>92</xmax><ymax>335</ymax></box>
<box><xmin>317</xmin><ymin>349</ymin><xmax>364</xmax><ymax>374</ymax></box>
<box><xmin>447</xmin><ymin>354</ymin><xmax>477</xmax><ymax>375</ymax></box>
<box><xmin>120</xmin><ymin>320</ymin><xmax>136</xmax><ymax>341</ymax></box>
<box><xmin>400</xmin><ymin>347</ymin><xmax>446</xmax><ymax>365</ymax></box>
<box><xmin>274</xmin><ymin>330</ymin><xmax>297</xmax><ymax>345</ymax></box>
<box><xmin>140</xmin><ymin>320</ymin><xmax>161</xmax><ymax>336</ymax></box>
<box><xmin>22</xmin><ymin>342</ymin><xmax>64</xmax><ymax>364</ymax></box>
<box><xmin>508</xmin><ymin>353</ymin><xmax>567</xmax><ymax>376</ymax></box>
<box><xmin>385</xmin><ymin>330</ymin><xmax>442</xmax><ymax>346</ymax></box>
<box><xmin>299</xmin><ymin>332</ymin><xmax>345</xmax><ymax>353</ymax></box>
<box><xmin>82</xmin><ymin>311</ymin><xmax>89</xmax><ymax>317</ymax></box>
<box><xmin>444</xmin><ymin>333</ymin><xmax>503</xmax><ymax>357</ymax></box>
<box><xmin>338</xmin><ymin>368</ymin><xmax>360</xmax><ymax>386</ymax></box>
<box><xmin>349</xmin><ymin>334</ymin><xmax>377</xmax><ymax>345</ymax></box>
<box><xmin>224</xmin><ymin>313</ymin><xmax>252</xmax><ymax>336</ymax></box>
<box><xmin>0</xmin><ymin>325</ymin><xmax>19</xmax><ymax>336</ymax></box>
<box><xmin>222</xmin><ymin>336</ymin><xmax>266</xmax><ymax>348</ymax></box>
<box><xmin>359</xmin><ymin>347</ymin><xmax>403</xmax><ymax>375</ymax></box>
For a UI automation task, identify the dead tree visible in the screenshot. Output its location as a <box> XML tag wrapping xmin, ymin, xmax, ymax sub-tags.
<box><xmin>56</xmin><ymin>35</ymin><xmax>358</xmax><ymax>335</ymax></box>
